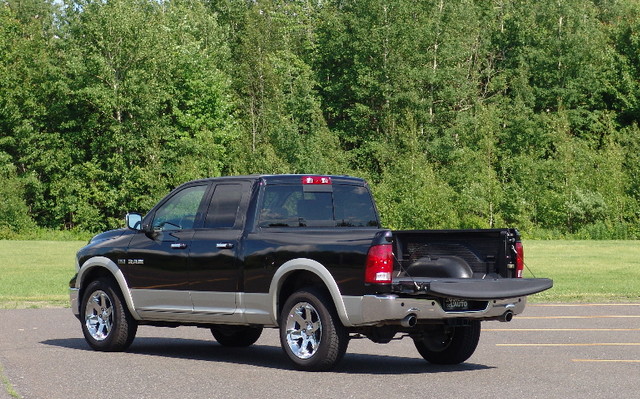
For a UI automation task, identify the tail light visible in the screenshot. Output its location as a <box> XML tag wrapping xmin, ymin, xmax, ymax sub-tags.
<box><xmin>365</xmin><ymin>244</ymin><xmax>393</xmax><ymax>284</ymax></box>
<box><xmin>515</xmin><ymin>242</ymin><xmax>524</xmax><ymax>278</ymax></box>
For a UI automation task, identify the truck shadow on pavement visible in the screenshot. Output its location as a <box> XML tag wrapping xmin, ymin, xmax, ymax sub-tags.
<box><xmin>41</xmin><ymin>337</ymin><xmax>494</xmax><ymax>375</ymax></box>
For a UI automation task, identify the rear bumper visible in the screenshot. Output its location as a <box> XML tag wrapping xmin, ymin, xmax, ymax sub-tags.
<box><xmin>345</xmin><ymin>294</ymin><xmax>526</xmax><ymax>327</ymax></box>
<box><xmin>340</xmin><ymin>277</ymin><xmax>552</xmax><ymax>326</ymax></box>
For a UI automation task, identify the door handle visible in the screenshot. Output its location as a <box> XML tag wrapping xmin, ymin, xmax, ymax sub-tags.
<box><xmin>171</xmin><ymin>243</ymin><xmax>188</xmax><ymax>249</ymax></box>
<box><xmin>216</xmin><ymin>243</ymin><xmax>234</xmax><ymax>249</ymax></box>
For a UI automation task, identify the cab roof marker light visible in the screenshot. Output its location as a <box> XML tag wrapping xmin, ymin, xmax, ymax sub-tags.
<box><xmin>302</xmin><ymin>176</ymin><xmax>332</xmax><ymax>185</ymax></box>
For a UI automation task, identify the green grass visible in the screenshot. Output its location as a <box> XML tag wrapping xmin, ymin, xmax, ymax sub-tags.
<box><xmin>523</xmin><ymin>240</ymin><xmax>640</xmax><ymax>303</ymax></box>
<box><xmin>0</xmin><ymin>241</ymin><xmax>85</xmax><ymax>308</ymax></box>
<box><xmin>0</xmin><ymin>240</ymin><xmax>638</xmax><ymax>308</ymax></box>
<box><xmin>0</xmin><ymin>363</ymin><xmax>19</xmax><ymax>399</ymax></box>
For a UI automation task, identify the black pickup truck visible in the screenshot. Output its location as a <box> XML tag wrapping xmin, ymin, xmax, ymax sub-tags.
<box><xmin>69</xmin><ymin>174</ymin><xmax>552</xmax><ymax>371</ymax></box>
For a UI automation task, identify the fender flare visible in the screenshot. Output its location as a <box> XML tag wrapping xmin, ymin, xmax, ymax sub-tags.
<box><xmin>268</xmin><ymin>258</ymin><xmax>354</xmax><ymax>327</ymax></box>
<box><xmin>77</xmin><ymin>256</ymin><xmax>141</xmax><ymax>320</ymax></box>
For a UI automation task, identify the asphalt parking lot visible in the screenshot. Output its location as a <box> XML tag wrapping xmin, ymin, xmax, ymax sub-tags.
<box><xmin>1</xmin><ymin>304</ymin><xmax>638</xmax><ymax>399</ymax></box>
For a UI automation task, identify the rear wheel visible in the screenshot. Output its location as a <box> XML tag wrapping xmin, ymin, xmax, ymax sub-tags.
<box><xmin>80</xmin><ymin>278</ymin><xmax>137</xmax><ymax>351</ymax></box>
<box><xmin>279</xmin><ymin>287</ymin><xmax>348</xmax><ymax>371</ymax></box>
<box><xmin>210</xmin><ymin>325</ymin><xmax>263</xmax><ymax>347</ymax></box>
<box><xmin>413</xmin><ymin>321</ymin><xmax>481</xmax><ymax>365</ymax></box>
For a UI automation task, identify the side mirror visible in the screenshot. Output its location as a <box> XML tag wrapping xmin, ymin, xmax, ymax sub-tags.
<box><xmin>126</xmin><ymin>213</ymin><xmax>143</xmax><ymax>231</ymax></box>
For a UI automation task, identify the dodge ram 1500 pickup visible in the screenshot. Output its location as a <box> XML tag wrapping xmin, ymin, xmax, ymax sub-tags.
<box><xmin>70</xmin><ymin>174</ymin><xmax>552</xmax><ymax>371</ymax></box>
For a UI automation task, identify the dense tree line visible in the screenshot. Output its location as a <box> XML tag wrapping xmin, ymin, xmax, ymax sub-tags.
<box><xmin>1</xmin><ymin>0</ymin><xmax>640</xmax><ymax>239</ymax></box>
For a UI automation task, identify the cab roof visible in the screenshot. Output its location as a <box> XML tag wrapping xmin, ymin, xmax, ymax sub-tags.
<box><xmin>187</xmin><ymin>174</ymin><xmax>367</xmax><ymax>186</ymax></box>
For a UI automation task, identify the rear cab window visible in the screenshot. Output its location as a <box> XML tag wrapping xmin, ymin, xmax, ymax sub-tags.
<box><xmin>258</xmin><ymin>177</ymin><xmax>379</xmax><ymax>228</ymax></box>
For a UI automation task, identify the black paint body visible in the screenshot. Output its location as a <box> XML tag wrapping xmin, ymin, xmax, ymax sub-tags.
<box><xmin>74</xmin><ymin>175</ymin><xmax>530</xmax><ymax>299</ymax></box>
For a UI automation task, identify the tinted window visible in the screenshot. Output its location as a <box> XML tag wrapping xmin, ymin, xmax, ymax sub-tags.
<box><xmin>205</xmin><ymin>184</ymin><xmax>243</xmax><ymax>228</ymax></box>
<box><xmin>258</xmin><ymin>184</ymin><xmax>378</xmax><ymax>227</ymax></box>
<box><xmin>333</xmin><ymin>185</ymin><xmax>378</xmax><ymax>227</ymax></box>
<box><xmin>152</xmin><ymin>185</ymin><xmax>207</xmax><ymax>231</ymax></box>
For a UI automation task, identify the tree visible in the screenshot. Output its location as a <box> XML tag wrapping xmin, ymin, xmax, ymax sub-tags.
<box><xmin>227</xmin><ymin>0</ymin><xmax>345</xmax><ymax>175</ymax></box>
<box><xmin>0</xmin><ymin>152</ymin><xmax>35</xmax><ymax>237</ymax></box>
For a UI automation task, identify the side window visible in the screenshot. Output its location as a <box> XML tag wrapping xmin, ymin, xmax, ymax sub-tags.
<box><xmin>259</xmin><ymin>185</ymin><xmax>297</xmax><ymax>227</ymax></box>
<box><xmin>152</xmin><ymin>185</ymin><xmax>207</xmax><ymax>231</ymax></box>
<box><xmin>205</xmin><ymin>184</ymin><xmax>243</xmax><ymax>229</ymax></box>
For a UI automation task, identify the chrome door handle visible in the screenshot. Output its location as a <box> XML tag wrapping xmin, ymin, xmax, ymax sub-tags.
<box><xmin>171</xmin><ymin>243</ymin><xmax>188</xmax><ymax>249</ymax></box>
<box><xmin>216</xmin><ymin>243</ymin><xmax>234</xmax><ymax>249</ymax></box>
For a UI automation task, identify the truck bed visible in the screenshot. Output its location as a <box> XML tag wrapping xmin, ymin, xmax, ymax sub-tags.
<box><xmin>391</xmin><ymin>229</ymin><xmax>553</xmax><ymax>299</ymax></box>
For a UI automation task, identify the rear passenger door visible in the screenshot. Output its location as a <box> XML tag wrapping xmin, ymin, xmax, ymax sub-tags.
<box><xmin>189</xmin><ymin>181</ymin><xmax>251</xmax><ymax>315</ymax></box>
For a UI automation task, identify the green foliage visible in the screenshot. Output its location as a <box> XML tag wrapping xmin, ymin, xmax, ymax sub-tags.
<box><xmin>0</xmin><ymin>153</ymin><xmax>36</xmax><ymax>237</ymax></box>
<box><xmin>0</xmin><ymin>0</ymin><xmax>640</xmax><ymax>238</ymax></box>
<box><xmin>226</xmin><ymin>0</ymin><xmax>346</xmax><ymax>175</ymax></box>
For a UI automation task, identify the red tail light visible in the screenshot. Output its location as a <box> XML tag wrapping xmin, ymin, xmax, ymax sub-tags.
<box><xmin>365</xmin><ymin>244</ymin><xmax>393</xmax><ymax>284</ymax></box>
<box><xmin>515</xmin><ymin>242</ymin><xmax>524</xmax><ymax>278</ymax></box>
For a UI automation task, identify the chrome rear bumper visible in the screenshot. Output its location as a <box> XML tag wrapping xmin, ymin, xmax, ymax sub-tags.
<box><xmin>345</xmin><ymin>294</ymin><xmax>526</xmax><ymax>326</ymax></box>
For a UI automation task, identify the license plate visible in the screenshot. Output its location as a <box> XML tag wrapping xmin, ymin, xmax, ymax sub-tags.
<box><xmin>443</xmin><ymin>298</ymin><xmax>469</xmax><ymax>311</ymax></box>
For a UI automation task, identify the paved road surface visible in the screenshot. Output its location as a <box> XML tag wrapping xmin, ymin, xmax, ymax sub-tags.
<box><xmin>1</xmin><ymin>304</ymin><xmax>639</xmax><ymax>399</ymax></box>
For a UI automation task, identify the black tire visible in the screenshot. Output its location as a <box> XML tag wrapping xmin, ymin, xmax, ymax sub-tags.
<box><xmin>210</xmin><ymin>325</ymin><xmax>263</xmax><ymax>347</ymax></box>
<box><xmin>80</xmin><ymin>278</ymin><xmax>138</xmax><ymax>351</ymax></box>
<box><xmin>279</xmin><ymin>287</ymin><xmax>348</xmax><ymax>371</ymax></box>
<box><xmin>413</xmin><ymin>321</ymin><xmax>481</xmax><ymax>365</ymax></box>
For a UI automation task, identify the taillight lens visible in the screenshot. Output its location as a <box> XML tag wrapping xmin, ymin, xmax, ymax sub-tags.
<box><xmin>515</xmin><ymin>242</ymin><xmax>524</xmax><ymax>278</ymax></box>
<box><xmin>365</xmin><ymin>244</ymin><xmax>393</xmax><ymax>284</ymax></box>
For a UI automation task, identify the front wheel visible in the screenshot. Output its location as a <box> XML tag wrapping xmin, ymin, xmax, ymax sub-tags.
<box><xmin>413</xmin><ymin>321</ymin><xmax>481</xmax><ymax>365</ymax></box>
<box><xmin>279</xmin><ymin>287</ymin><xmax>348</xmax><ymax>371</ymax></box>
<box><xmin>80</xmin><ymin>278</ymin><xmax>137</xmax><ymax>351</ymax></box>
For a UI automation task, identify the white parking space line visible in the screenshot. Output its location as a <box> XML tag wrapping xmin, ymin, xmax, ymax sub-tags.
<box><xmin>497</xmin><ymin>343</ymin><xmax>640</xmax><ymax>347</ymax></box>
<box><xmin>530</xmin><ymin>303</ymin><xmax>640</xmax><ymax>307</ymax></box>
<box><xmin>573</xmin><ymin>359</ymin><xmax>640</xmax><ymax>363</ymax></box>
<box><xmin>518</xmin><ymin>315</ymin><xmax>640</xmax><ymax>319</ymax></box>
<box><xmin>486</xmin><ymin>328</ymin><xmax>640</xmax><ymax>331</ymax></box>
<box><xmin>492</xmin><ymin>305</ymin><xmax>640</xmax><ymax>364</ymax></box>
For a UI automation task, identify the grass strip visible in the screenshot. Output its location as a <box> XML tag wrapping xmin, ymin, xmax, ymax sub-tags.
<box><xmin>524</xmin><ymin>240</ymin><xmax>640</xmax><ymax>303</ymax></box>
<box><xmin>0</xmin><ymin>240</ymin><xmax>638</xmax><ymax>307</ymax></box>
<box><xmin>0</xmin><ymin>363</ymin><xmax>19</xmax><ymax>399</ymax></box>
<box><xmin>0</xmin><ymin>241</ymin><xmax>85</xmax><ymax>309</ymax></box>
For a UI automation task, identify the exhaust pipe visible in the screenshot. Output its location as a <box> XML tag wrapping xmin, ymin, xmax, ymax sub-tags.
<box><xmin>401</xmin><ymin>314</ymin><xmax>418</xmax><ymax>328</ymax></box>
<box><xmin>499</xmin><ymin>310</ymin><xmax>514</xmax><ymax>322</ymax></box>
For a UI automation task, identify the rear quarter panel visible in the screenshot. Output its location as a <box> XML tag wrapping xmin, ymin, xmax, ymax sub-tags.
<box><xmin>242</xmin><ymin>228</ymin><xmax>382</xmax><ymax>296</ymax></box>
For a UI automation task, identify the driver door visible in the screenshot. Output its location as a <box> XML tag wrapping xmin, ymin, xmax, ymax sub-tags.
<box><xmin>124</xmin><ymin>183</ymin><xmax>209</xmax><ymax>318</ymax></box>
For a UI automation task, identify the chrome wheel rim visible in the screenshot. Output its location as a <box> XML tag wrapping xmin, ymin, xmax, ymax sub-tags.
<box><xmin>285</xmin><ymin>302</ymin><xmax>322</xmax><ymax>359</ymax></box>
<box><xmin>84</xmin><ymin>290</ymin><xmax>113</xmax><ymax>341</ymax></box>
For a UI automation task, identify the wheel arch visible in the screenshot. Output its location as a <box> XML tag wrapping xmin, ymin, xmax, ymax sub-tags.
<box><xmin>77</xmin><ymin>256</ymin><xmax>141</xmax><ymax>320</ymax></box>
<box><xmin>269</xmin><ymin>258</ymin><xmax>354</xmax><ymax>327</ymax></box>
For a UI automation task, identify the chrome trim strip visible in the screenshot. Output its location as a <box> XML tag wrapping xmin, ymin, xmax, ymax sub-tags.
<box><xmin>134</xmin><ymin>291</ymin><xmax>275</xmax><ymax>326</ymax></box>
<box><xmin>130</xmin><ymin>288</ymin><xmax>193</xmax><ymax>313</ymax></box>
<box><xmin>69</xmin><ymin>287</ymin><xmax>80</xmax><ymax>319</ymax></box>
<box><xmin>240</xmin><ymin>293</ymin><xmax>275</xmax><ymax>326</ymax></box>
<box><xmin>191</xmin><ymin>291</ymin><xmax>236</xmax><ymax>315</ymax></box>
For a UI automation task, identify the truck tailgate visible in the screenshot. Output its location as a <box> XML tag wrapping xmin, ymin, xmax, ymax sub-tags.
<box><xmin>393</xmin><ymin>277</ymin><xmax>553</xmax><ymax>300</ymax></box>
